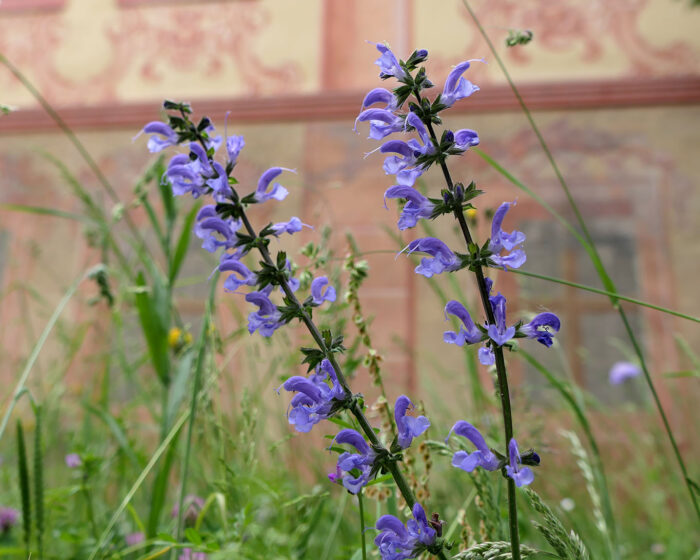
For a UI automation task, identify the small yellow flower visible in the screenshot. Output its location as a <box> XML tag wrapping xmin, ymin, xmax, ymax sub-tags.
<box><xmin>168</xmin><ymin>327</ymin><xmax>182</xmax><ymax>348</ymax></box>
<box><xmin>466</xmin><ymin>208</ymin><xmax>477</xmax><ymax>220</ymax></box>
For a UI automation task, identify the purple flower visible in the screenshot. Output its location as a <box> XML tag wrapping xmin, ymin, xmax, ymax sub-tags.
<box><xmin>446</xmin><ymin>421</ymin><xmax>500</xmax><ymax>472</ymax></box>
<box><xmin>400</xmin><ymin>237</ymin><xmax>461</xmax><ymax>278</ymax></box>
<box><xmin>355</xmin><ymin>108</ymin><xmax>405</xmax><ymax>140</ymax></box>
<box><xmin>226</xmin><ymin>135</ymin><xmax>245</xmax><ymax>165</ymax></box>
<box><xmin>0</xmin><ymin>507</ymin><xmax>19</xmax><ymax>532</ymax></box>
<box><xmin>404</xmin><ymin>112</ymin><xmax>433</xmax><ymax>153</ymax></box>
<box><xmin>179</xmin><ymin>549</ymin><xmax>207</xmax><ymax>560</ymax></box>
<box><xmin>254</xmin><ymin>167</ymin><xmax>294</xmax><ymax>203</ymax></box>
<box><xmin>282</xmin><ymin>359</ymin><xmax>346</xmax><ymax>432</ymax></box>
<box><xmin>219</xmin><ymin>254</ymin><xmax>257</xmax><ymax>293</ymax></box>
<box><xmin>488</xmin><ymin>202</ymin><xmax>526</xmax><ymax>270</ymax></box>
<box><xmin>245</xmin><ymin>289</ymin><xmax>284</xmax><ymax>337</ymax></box>
<box><xmin>65</xmin><ymin>453</ymin><xmax>82</xmax><ymax>468</ymax></box>
<box><xmin>360</xmin><ymin>87</ymin><xmax>398</xmax><ymax>111</ymax></box>
<box><xmin>379</xmin><ymin>140</ymin><xmax>426</xmax><ymax>187</ymax></box>
<box><xmin>487</xmin><ymin>292</ymin><xmax>516</xmax><ymax>347</ymax></box>
<box><xmin>125</xmin><ymin>532</ymin><xmax>145</xmax><ymax>546</ymax></box>
<box><xmin>194</xmin><ymin>206</ymin><xmax>241</xmax><ymax>253</ymax></box>
<box><xmin>609</xmin><ymin>361</ymin><xmax>641</xmax><ymax>385</ymax></box>
<box><xmin>331</xmin><ymin>429</ymin><xmax>376</xmax><ymax>494</ymax></box>
<box><xmin>505</xmin><ymin>439</ymin><xmax>535</xmax><ymax>488</ymax></box>
<box><xmin>384</xmin><ymin>186</ymin><xmax>435</xmax><ymax>230</ymax></box>
<box><xmin>136</xmin><ymin>121</ymin><xmax>179</xmax><ymax>153</ymax></box>
<box><xmin>270</xmin><ymin>217</ymin><xmax>312</xmax><ymax>237</ymax></box>
<box><xmin>371</xmin><ymin>41</ymin><xmax>407</xmax><ymax>81</ymax></box>
<box><xmin>520</xmin><ymin>312</ymin><xmax>561</xmax><ymax>347</ymax></box>
<box><xmin>375</xmin><ymin>503</ymin><xmax>436</xmax><ymax>560</ymax></box>
<box><xmin>443</xmin><ymin>301</ymin><xmax>483</xmax><ymax>346</ymax></box>
<box><xmin>166</xmin><ymin>153</ymin><xmax>206</xmax><ymax>198</ymax></box>
<box><xmin>453</xmin><ymin>129</ymin><xmax>480</xmax><ymax>150</ymax></box>
<box><xmin>394</xmin><ymin>395</ymin><xmax>430</xmax><ymax>449</ymax></box>
<box><xmin>440</xmin><ymin>60</ymin><xmax>482</xmax><ymax>108</ymax></box>
<box><xmin>310</xmin><ymin>276</ymin><xmax>336</xmax><ymax>305</ymax></box>
<box><xmin>171</xmin><ymin>495</ymin><xmax>205</xmax><ymax>524</ymax></box>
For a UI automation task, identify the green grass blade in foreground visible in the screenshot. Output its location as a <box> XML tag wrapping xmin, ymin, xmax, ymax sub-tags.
<box><xmin>462</xmin><ymin>0</ymin><xmax>699</xmax><ymax>523</ymax></box>
<box><xmin>87</xmin><ymin>369</ymin><xmax>222</xmax><ymax>559</ymax></box>
<box><xmin>0</xmin><ymin>272</ymin><xmax>84</xmax><ymax>443</ymax></box>
<box><xmin>0</xmin><ymin>203</ymin><xmax>92</xmax><ymax>223</ymax></box>
<box><xmin>175</xmin><ymin>271</ymin><xmax>219</xmax><ymax>541</ymax></box>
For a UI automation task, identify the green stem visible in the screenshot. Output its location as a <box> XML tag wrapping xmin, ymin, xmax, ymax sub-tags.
<box><xmin>358</xmin><ymin>491</ymin><xmax>368</xmax><ymax>560</ymax></box>
<box><xmin>461</xmin><ymin>0</ymin><xmax>699</xmax><ymax>525</ymax></box>
<box><xmin>187</xmin><ymin>131</ymin><xmax>449</xmax><ymax>559</ymax></box>
<box><xmin>414</xmin><ymin>89</ymin><xmax>521</xmax><ymax>559</ymax></box>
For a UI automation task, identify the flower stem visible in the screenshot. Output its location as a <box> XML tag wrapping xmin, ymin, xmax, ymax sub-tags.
<box><xmin>358</xmin><ymin>491</ymin><xmax>368</xmax><ymax>560</ymax></box>
<box><xmin>415</xmin><ymin>92</ymin><xmax>521</xmax><ymax>560</ymax></box>
<box><xmin>191</xmin><ymin>133</ymin><xmax>450</xmax><ymax>560</ymax></box>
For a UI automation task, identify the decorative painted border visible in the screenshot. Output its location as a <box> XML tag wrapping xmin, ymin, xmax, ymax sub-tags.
<box><xmin>1</xmin><ymin>76</ymin><xmax>698</xmax><ymax>133</ymax></box>
<box><xmin>117</xmin><ymin>0</ymin><xmax>253</xmax><ymax>5</ymax></box>
<box><xmin>0</xmin><ymin>0</ymin><xmax>65</xmax><ymax>10</ymax></box>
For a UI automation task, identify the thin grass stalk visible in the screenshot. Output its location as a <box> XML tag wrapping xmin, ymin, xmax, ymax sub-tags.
<box><xmin>32</xmin><ymin>405</ymin><xmax>44</xmax><ymax>559</ymax></box>
<box><xmin>175</xmin><ymin>274</ymin><xmax>218</xmax><ymax>542</ymax></box>
<box><xmin>0</xmin><ymin>272</ymin><xmax>85</xmax><ymax>443</ymax></box>
<box><xmin>358</xmin><ymin>490</ymin><xmax>368</xmax><ymax>560</ymax></box>
<box><xmin>87</xmin><ymin>368</ymin><xmax>224</xmax><ymax>560</ymax></box>
<box><xmin>461</xmin><ymin>0</ymin><xmax>700</xmax><ymax>524</ymax></box>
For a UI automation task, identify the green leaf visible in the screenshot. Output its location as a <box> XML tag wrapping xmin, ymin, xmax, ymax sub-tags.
<box><xmin>133</xmin><ymin>272</ymin><xmax>171</xmax><ymax>385</ymax></box>
<box><xmin>170</xmin><ymin>201</ymin><xmax>201</xmax><ymax>284</ymax></box>
<box><xmin>0</xmin><ymin>203</ymin><xmax>91</xmax><ymax>223</ymax></box>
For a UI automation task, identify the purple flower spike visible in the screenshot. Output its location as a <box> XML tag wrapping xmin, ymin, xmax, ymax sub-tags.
<box><xmin>521</xmin><ymin>312</ymin><xmax>561</xmax><ymax>347</ymax></box>
<box><xmin>375</xmin><ymin>503</ymin><xmax>436</xmax><ymax>560</ymax></box>
<box><xmin>371</xmin><ymin>41</ymin><xmax>407</xmax><ymax>80</ymax></box>
<box><xmin>65</xmin><ymin>453</ymin><xmax>82</xmax><ymax>468</ymax></box>
<box><xmin>454</xmin><ymin>129</ymin><xmax>480</xmax><ymax>150</ymax></box>
<box><xmin>0</xmin><ymin>507</ymin><xmax>19</xmax><ymax>532</ymax></box>
<box><xmin>166</xmin><ymin>154</ymin><xmax>206</xmax><ymax>198</ymax></box>
<box><xmin>488</xmin><ymin>202</ymin><xmax>527</xmax><ymax>270</ymax></box>
<box><xmin>226</xmin><ymin>135</ymin><xmax>245</xmax><ymax>165</ymax></box>
<box><xmin>270</xmin><ymin>217</ymin><xmax>312</xmax><ymax>237</ymax></box>
<box><xmin>400</xmin><ymin>237</ymin><xmax>461</xmax><ymax>278</ymax></box>
<box><xmin>446</xmin><ymin>421</ymin><xmax>500</xmax><ymax>472</ymax></box>
<box><xmin>394</xmin><ymin>395</ymin><xmax>430</xmax><ymax>449</ymax></box>
<box><xmin>609</xmin><ymin>361</ymin><xmax>641</xmax><ymax>385</ymax></box>
<box><xmin>384</xmin><ymin>185</ymin><xmax>435</xmax><ymax>230</ymax></box>
<box><xmin>245</xmin><ymin>290</ymin><xmax>283</xmax><ymax>337</ymax></box>
<box><xmin>332</xmin><ymin>428</ymin><xmax>376</xmax><ymax>494</ymax></box>
<box><xmin>380</xmin><ymin>140</ymin><xmax>418</xmax><ymax>173</ymax></box>
<box><xmin>283</xmin><ymin>359</ymin><xmax>346</xmax><ymax>432</ymax></box>
<box><xmin>506</xmin><ymin>439</ymin><xmax>535</xmax><ymax>488</ymax></box>
<box><xmin>355</xmin><ymin>108</ymin><xmax>405</xmax><ymax>140</ymax></box>
<box><xmin>443</xmin><ymin>301</ymin><xmax>483</xmax><ymax>346</ymax></box>
<box><xmin>310</xmin><ymin>276</ymin><xmax>336</xmax><ymax>305</ymax></box>
<box><xmin>136</xmin><ymin>121</ymin><xmax>179</xmax><ymax>153</ymax></box>
<box><xmin>441</xmin><ymin>59</ymin><xmax>483</xmax><ymax>108</ymax></box>
<box><xmin>254</xmin><ymin>167</ymin><xmax>294</xmax><ymax>203</ymax></box>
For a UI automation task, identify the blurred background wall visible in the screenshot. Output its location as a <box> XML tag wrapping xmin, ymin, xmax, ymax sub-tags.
<box><xmin>0</xmin><ymin>0</ymin><xmax>699</xmax><ymax>416</ymax></box>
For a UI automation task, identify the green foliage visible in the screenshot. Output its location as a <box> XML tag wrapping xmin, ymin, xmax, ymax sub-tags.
<box><xmin>15</xmin><ymin>420</ymin><xmax>31</xmax><ymax>553</ymax></box>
